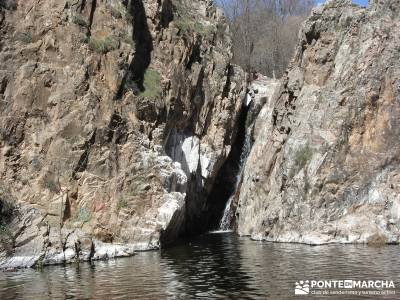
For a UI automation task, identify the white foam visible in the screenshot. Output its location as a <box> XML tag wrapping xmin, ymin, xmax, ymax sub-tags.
<box><xmin>208</xmin><ymin>230</ymin><xmax>234</xmax><ymax>234</ymax></box>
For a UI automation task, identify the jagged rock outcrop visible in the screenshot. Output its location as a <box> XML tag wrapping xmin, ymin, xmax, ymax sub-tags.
<box><xmin>237</xmin><ymin>0</ymin><xmax>400</xmax><ymax>245</ymax></box>
<box><xmin>0</xmin><ymin>0</ymin><xmax>245</xmax><ymax>268</ymax></box>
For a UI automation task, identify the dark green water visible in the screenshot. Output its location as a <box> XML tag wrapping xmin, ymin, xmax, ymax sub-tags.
<box><xmin>0</xmin><ymin>232</ymin><xmax>399</xmax><ymax>299</ymax></box>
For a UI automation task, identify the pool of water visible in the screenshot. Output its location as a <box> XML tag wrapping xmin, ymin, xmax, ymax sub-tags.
<box><xmin>0</xmin><ymin>232</ymin><xmax>399</xmax><ymax>299</ymax></box>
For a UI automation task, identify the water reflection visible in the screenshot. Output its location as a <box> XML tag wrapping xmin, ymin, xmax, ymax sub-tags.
<box><xmin>160</xmin><ymin>233</ymin><xmax>259</xmax><ymax>299</ymax></box>
<box><xmin>0</xmin><ymin>232</ymin><xmax>399</xmax><ymax>299</ymax></box>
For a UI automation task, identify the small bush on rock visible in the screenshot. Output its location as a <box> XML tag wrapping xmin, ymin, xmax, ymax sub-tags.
<box><xmin>140</xmin><ymin>68</ymin><xmax>162</xmax><ymax>98</ymax></box>
<box><xmin>89</xmin><ymin>36</ymin><xmax>119</xmax><ymax>54</ymax></box>
<box><xmin>289</xmin><ymin>144</ymin><xmax>313</xmax><ymax>179</ymax></box>
<box><xmin>176</xmin><ymin>18</ymin><xmax>211</xmax><ymax>35</ymax></box>
<box><xmin>75</xmin><ymin>207</ymin><xmax>91</xmax><ymax>223</ymax></box>
<box><xmin>294</xmin><ymin>144</ymin><xmax>313</xmax><ymax>170</ymax></box>
<box><xmin>72</xmin><ymin>15</ymin><xmax>87</xmax><ymax>27</ymax></box>
<box><xmin>117</xmin><ymin>198</ymin><xmax>128</xmax><ymax>211</ymax></box>
<box><xmin>15</xmin><ymin>32</ymin><xmax>33</xmax><ymax>44</ymax></box>
<box><xmin>43</xmin><ymin>179</ymin><xmax>60</xmax><ymax>193</ymax></box>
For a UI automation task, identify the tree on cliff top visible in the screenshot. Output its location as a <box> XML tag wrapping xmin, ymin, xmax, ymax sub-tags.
<box><xmin>215</xmin><ymin>0</ymin><xmax>315</xmax><ymax>78</ymax></box>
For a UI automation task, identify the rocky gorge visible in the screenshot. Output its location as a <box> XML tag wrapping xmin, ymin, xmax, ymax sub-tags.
<box><xmin>0</xmin><ymin>0</ymin><xmax>399</xmax><ymax>270</ymax></box>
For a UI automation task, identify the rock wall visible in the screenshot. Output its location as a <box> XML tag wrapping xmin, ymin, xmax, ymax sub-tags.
<box><xmin>237</xmin><ymin>0</ymin><xmax>400</xmax><ymax>245</ymax></box>
<box><xmin>0</xmin><ymin>0</ymin><xmax>245</xmax><ymax>268</ymax></box>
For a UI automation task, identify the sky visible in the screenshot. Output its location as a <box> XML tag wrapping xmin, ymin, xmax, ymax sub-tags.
<box><xmin>317</xmin><ymin>0</ymin><xmax>369</xmax><ymax>6</ymax></box>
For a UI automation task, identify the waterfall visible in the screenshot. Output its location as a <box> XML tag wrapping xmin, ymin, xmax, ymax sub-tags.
<box><xmin>219</xmin><ymin>115</ymin><xmax>252</xmax><ymax>231</ymax></box>
<box><xmin>216</xmin><ymin>75</ymin><xmax>271</xmax><ymax>232</ymax></box>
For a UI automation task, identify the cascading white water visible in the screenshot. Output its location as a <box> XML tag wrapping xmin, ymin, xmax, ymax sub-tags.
<box><xmin>219</xmin><ymin>195</ymin><xmax>234</xmax><ymax>231</ymax></box>
<box><xmin>219</xmin><ymin>117</ymin><xmax>252</xmax><ymax>231</ymax></box>
<box><xmin>218</xmin><ymin>76</ymin><xmax>274</xmax><ymax>231</ymax></box>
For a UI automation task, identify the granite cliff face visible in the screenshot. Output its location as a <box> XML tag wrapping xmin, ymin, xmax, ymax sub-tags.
<box><xmin>0</xmin><ymin>0</ymin><xmax>245</xmax><ymax>268</ymax></box>
<box><xmin>237</xmin><ymin>0</ymin><xmax>400</xmax><ymax>245</ymax></box>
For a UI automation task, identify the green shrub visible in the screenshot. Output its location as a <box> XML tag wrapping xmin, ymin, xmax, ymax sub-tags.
<box><xmin>108</xmin><ymin>2</ymin><xmax>126</xmax><ymax>19</ymax></box>
<box><xmin>140</xmin><ymin>68</ymin><xmax>162</xmax><ymax>98</ymax></box>
<box><xmin>15</xmin><ymin>32</ymin><xmax>33</xmax><ymax>44</ymax></box>
<box><xmin>72</xmin><ymin>15</ymin><xmax>88</xmax><ymax>27</ymax></box>
<box><xmin>176</xmin><ymin>18</ymin><xmax>210</xmax><ymax>35</ymax></box>
<box><xmin>75</xmin><ymin>207</ymin><xmax>91</xmax><ymax>223</ymax></box>
<box><xmin>43</xmin><ymin>179</ymin><xmax>60</xmax><ymax>193</ymax></box>
<box><xmin>175</xmin><ymin>18</ymin><xmax>192</xmax><ymax>33</ymax></box>
<box><xmin>0</xmin><ymin>224</ymin><xmax>9</xmax><ymax>234</ymax></box>
<box><xmin>294</xmin><ymin>144</ymin><xmax>313</xmax><ymax>169</ymax></box>
<box><xmin>89</xmin><ymin>36</ymin><xmax>119</xmax><ymax>54</ymax></box>
<box><xmin>193</xmin><ymin>22</ymin><xmax>206</xmax><ymax>34</ymax></box>
<box><xmin>289</xmin><ymin>144</ymin><xmax>313</xmax><ymax>179</ymax></box>
<box><xmin>173</xmin><ymin>0</ymin><xmax>212</xmax><ymax>36</ymax></box>
<box><xmin>117</xmin><ymin>198</ymin><xmax>128</xmax><ymax>211</ymax></box>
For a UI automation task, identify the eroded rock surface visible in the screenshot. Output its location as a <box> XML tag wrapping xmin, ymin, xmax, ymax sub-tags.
<box><xmin>0</xmin><ymin>0</ymin><xmax>245</xmax><ymax>268</ymax></box>
<box><xmin>237</xmin><ymin>0</ymin><xmax>400</xmax><ymax>245</ymax></box>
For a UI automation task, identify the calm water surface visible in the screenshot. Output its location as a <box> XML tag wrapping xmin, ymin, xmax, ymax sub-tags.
<box><xmin>0</xmin><ymin>232</ymin><xmax>399</xmax><ymax>299</ymax></box>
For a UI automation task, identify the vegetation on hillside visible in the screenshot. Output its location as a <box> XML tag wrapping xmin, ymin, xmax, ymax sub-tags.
<box><xmin>215</xmin><ymin>0</ymin><xmax>315</xmax><ymax>78</ymax></box>
<box><xmin>140</xmin><ymin>68</ymin><xmax>162</xmax><ymax>98</ymax></box>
